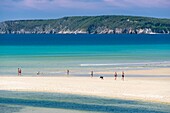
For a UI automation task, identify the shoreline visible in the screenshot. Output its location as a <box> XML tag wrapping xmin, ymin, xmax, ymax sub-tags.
<box><xmin>97</xmin><ymin>68</ymin><xmax>170</xmax><ymax>76</ymax></box>
<box><xmin>1</xmin><ymin>67</ymin><xmax>170</xmax><ymax>77</ymax></box>
<box><xmin>0</xmin><ymin>76</ymin><xmax>170</xmax><ymax>104</ymax></box>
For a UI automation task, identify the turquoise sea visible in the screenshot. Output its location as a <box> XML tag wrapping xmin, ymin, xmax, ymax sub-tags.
<box><xmin>0</xmin><ymin>34</ymin><xmax>170</xmax><ymax>113</ymax></box>
<box><xmin>0</xmin><ymin>34</ymin><xmax>170</xmax><ymax>76</ymax></box>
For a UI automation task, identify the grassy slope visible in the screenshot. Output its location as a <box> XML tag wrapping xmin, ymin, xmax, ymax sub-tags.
<box><xmin>1</xmin><ymin>15</ymin><xmax>170</xmax><ymax>33</ymax></box>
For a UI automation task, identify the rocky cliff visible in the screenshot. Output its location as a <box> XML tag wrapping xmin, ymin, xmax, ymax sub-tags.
<box><xmin>0</xmin><ymin>15</ymin><xmax>170</xmax><ymax>34</ymax></box>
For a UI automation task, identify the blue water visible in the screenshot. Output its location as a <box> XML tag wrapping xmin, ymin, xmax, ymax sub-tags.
<box><xmin>0</xmin><ymin>34</ymin><xmax>170</xmax><ymax>113</ymax></box>
<box><xmin>0</xmin><ymin>90</ymin><xmax>169</xmax><ymax>113</ymax></box>
<box><xmin>0</xmin><ymin>34</ymin><xmax>170</xmax><ymax>76</ymax></box>
<box><xmin>1</xmin><ymin>34</ymin><xmax>170</xmax><ymax>45</ymax></box>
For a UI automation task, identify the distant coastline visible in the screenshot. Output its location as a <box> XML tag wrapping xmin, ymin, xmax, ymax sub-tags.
<box><xmin>0</xmin><ymin>15</ymin><xmax>170</xmax><ymax>34</ymax></box>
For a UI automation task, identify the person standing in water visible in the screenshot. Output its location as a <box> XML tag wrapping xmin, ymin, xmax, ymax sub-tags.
<box><xmin>122</xmin><ymin>71</ymin><xmax>125</xmax><ymax>81</ymax></box>
<box><xmin>114</xmin><ymin>72</ymin><xmax>117</xmax><ymax>80</ymax></box>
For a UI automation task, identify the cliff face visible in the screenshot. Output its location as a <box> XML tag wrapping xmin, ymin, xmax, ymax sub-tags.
<box><xmin>0</xmin><ymin>15</ymin><xmax>170</xmax><ymax>34</ymax></box>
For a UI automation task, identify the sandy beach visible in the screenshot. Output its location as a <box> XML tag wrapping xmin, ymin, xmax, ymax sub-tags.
<box><xmin>97</xmin><ymin>68</ymin><xmax>170</xmax><ymax>76</ymax></box>
<box><xmin>0</xmin><ymin>75</ymin><xmax>170</xmax><ymax>104</ymax></box>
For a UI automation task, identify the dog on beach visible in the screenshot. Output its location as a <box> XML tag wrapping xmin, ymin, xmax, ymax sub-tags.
<box><xmin>100</xmin><ymin>76</ymin><xmax>104</xmax><ymax>79</ymax></box>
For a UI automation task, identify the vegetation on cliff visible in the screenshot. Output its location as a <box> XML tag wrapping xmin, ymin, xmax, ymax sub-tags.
<box><xmin>0</xmin><ymin>15</ymin><xmax>170</xmax><ymax>34</ymax></box>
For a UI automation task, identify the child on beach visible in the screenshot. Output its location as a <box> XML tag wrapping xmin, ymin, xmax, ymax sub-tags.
<box><xmin>122</xmin><ymin>71</ymin><xmax>125</xmax><ymax>81</ymax></box>
<box><xmin>37</xmin><ymin>71</ymin><xmax>40</xmax><ymax>76</ymax></box>
<box><xmin>114</xmin><ymin>72</ymin><xmax>117</xmax><ymax>80</ymax></box>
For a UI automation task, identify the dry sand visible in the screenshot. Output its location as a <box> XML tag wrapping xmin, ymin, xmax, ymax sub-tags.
<box><xmin>0</xmin><ymin>76</ymin><xmax>170</xmax><ymax>104</ymax></box>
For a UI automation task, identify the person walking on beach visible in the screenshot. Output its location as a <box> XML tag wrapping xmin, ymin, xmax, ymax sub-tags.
<box><xmin>67</xmin><ymin>70</ymin><xmax>69</xmax><ymax>76</ymax></box>
<box><xmin>18</xmin><ymin>68</ymin><xmax>21</xmax><ymax>76</ymax></box>
<box><xmin>122</xmin><ymin>71</ymin><xmax>125</xmax><ymax>81</ymax></box>
<box><xmin>19</xmin><ymin>68</ymin><xmax>22</xmax><ymax>76</ymax></box>
<box><xmin>114</xmin><ymin>72</ymin><xmax>117</xmax><ymax>80</ymax></box>
<box><xmin>91</xmin><ymin>71</ymin><xmax>93</xmax><ymax>77</ymax></box>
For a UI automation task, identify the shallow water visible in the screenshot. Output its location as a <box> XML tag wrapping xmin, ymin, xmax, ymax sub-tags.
<box><xmin>0</xmin><ymin>90</ymin><xmax>170</xmax><ymax>113</ymax></box>
<box><xmin>0</xmin><ymin>34</ymin><xmax>170</xmax><ymax>76</ymax></box>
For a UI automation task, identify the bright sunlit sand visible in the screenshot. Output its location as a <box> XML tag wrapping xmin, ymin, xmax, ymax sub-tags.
<box><xmin>0</xmin><ymin>74</ymin><xmax>170</xmax><ymax>104</ymax></box>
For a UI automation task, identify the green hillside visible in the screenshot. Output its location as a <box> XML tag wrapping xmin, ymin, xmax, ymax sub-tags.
<box><xmin>0</xmin><ymin>15</ymin><xmax>170</xmax><ymax>34</ymax></box>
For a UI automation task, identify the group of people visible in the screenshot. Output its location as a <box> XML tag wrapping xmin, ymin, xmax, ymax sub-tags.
<box><xmin>114</xmin><ymin>71</ymin><xmax>125</xmax><ymax>81</ymax></box>
<box><xmin>90</xmin><ymin>70</ymin><xmax>125</xmax><ymax>81</ymax></box>
<box><xmin>17</xmin><ymin>68</ymin><xmax>125</xmax><ymax>80</ymax></box>
<box><xmin>66</xmin><ymin>70</ymin><xmax>125</xmax><ymax>81</ymax></box>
